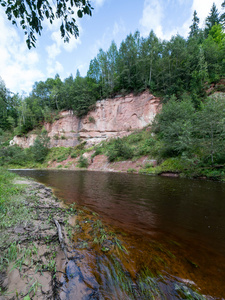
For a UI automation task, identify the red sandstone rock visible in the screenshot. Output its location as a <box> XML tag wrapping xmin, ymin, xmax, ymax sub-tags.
<box><xmin>10</xmin><ymin>91</ymin><xmax>161</xmax><ymax>148</ymax></box>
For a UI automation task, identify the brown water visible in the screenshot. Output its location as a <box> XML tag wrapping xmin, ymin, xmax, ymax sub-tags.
<box><xmin>12</xmin><ymin>169</ymin><xmax>225</xmax><ymax>299</ymax></box>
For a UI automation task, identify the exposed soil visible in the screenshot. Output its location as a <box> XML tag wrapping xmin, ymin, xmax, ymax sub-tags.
<box><xmin>0</xmin><ymin>179</ymin><xmax>72</xmax><ymax>299</ymax></box>
<box><xmin>0</xmin><ymin>178</ymin><xmax>130</xmax><ymax>300</ymax></box>
<box><xmin>48</xmin><ymin>153</ymin><xmax>157</xmax><ymax>174</ymax></box>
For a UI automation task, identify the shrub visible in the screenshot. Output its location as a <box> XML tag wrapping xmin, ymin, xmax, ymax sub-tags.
<box><xmin>107</xmin><ymin>139</ymin><xmax>134</xmax><ymax>162</ymax></box>
<box><xmin>53</xmin><ymin>135</ymin><xmax>59</xmax><ymax>140</ymax></box>
<box><xmin>91</xmin><ymin>147</ymin><xmax>103</xmax><ymax>160</ymax></box>
<box><xmin>0</xmin><ymin>145</ymin><xmax>32</xmax><ymax>166</ymax></box>
<box><xmin>88</xmin><ymin>116</ymin><xmax>95</xmax><ymax>123</ymax></box>
<box><xmin>127</xmin><ymin>168</ymin><xmax>137</xmax><ymax>173</ymax></box>
<box><xmin>57</xmin><ymin>154</ymin><xmax>68</xmax><ymax>162</ymax></box>
<box><xmin>78</xmin><ymin>155</ymin><xmax>88</xmax><ymax>168</ymax></box>
<box><xmin>31</xmin><ymin>132</ymin><xmax>50</xmax><ymax>163</ymax></box>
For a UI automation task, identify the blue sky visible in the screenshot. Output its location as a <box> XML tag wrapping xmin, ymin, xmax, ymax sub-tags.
<box><xmin>0</xmin><ymin>0</ymin><xmax>224</xmax><ymax>94</ymax></box>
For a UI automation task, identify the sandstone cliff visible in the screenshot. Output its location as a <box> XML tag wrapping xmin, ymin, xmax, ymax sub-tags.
<box><xmin>11</xmin><ymin>91</ymin><xmax>161</xmax><ymax>148</ymax></box>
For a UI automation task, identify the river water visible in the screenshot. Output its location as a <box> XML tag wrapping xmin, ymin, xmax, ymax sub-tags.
<box><xmin>12</xmin><ymin>169</ymin><xmax>225</xmax><ymax>299</ymax></box>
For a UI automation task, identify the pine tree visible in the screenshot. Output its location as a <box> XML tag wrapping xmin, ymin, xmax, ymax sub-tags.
<box><xmin>220</xmin><ymin>1</ymin><xmax>225</xmax><ymax>27</ymax></box>
<box><xmin>205</xmin><ymin>3</ymin><xmax>220</xmax><ymax>37</ymax></box>
<box><xmin>189</xmin><ymin>10</ymin><xmax>200</xmax><ymax>38</ymax></box>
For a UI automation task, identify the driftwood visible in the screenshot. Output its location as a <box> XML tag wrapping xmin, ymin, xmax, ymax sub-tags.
<box><xmin>53</xmin><ymin>218</ymin><xmax>68</xmax><ymax>261</ymax></box>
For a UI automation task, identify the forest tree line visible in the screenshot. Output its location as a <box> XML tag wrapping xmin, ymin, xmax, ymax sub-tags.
<box><xmin>1</xmin><ymin>2</ymin><xmax>225</xmax><ymax>136</ymax></box>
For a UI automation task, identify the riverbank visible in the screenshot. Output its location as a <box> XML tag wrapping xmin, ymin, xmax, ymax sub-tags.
<box><xmin>4</xmin><ymin>134</ymin><xmax>225</xmax><ymax>182</ymax></box>
<box><xmin>1</xmin><ymin>169</ymin><xmax>224</xmax><ymax>299</ymax></box>
<box><xmin>0</xmin><ymin>173</ymin><xmax>68</xmax><ymax>299</ymax></box>
<box><xmin>0</xmin><ymin>170</ymin><xmax>132</xmax><ymax>299</ymax></box>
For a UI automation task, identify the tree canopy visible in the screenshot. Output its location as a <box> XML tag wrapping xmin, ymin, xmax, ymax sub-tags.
<box><xmin>0</xmin><ymin>0</ymin><xmax>93</xmax><ymax>48</ymax></box>
<box><xmin>1</xmin><ymin>2</ymin><xmax>225</xmax><ymax>137</ymax></box>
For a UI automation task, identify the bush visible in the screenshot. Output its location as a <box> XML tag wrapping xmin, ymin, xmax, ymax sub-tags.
<box><xmin>0</xmin><ymin>145</ymin><xmax>32</xmax><ymax>166</ymax></box>
<box><xmin>78</xmin><ymin>155</ymin><xmax>88</xmax><ymax>168</ymax></box>
<box><xmin>91</xmin><ymin>147</ymin><xmax>103</xmax><ymax>160</ymax></box>
<box><xmin>107</xmin><ymin>139</ymin><xmax>134</xmax><ymax>162</ymax></box>
<box><xmin>31</xmin><ymin>132</ymin><xmax>50</xmax><ymax>163</ymax></box>
<box><xmin>88</xmin><ymin>116</ymin><xmax>95</xmax><ymax>123</ymax></box>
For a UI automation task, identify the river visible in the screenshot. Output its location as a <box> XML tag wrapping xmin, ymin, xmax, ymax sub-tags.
<box><xmin>11</xmin><ymin>169</ymin><xmax>225</xmax><ymax>299</ymax></box>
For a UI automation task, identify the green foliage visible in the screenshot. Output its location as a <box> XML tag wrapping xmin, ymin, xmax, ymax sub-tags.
<box><xmin>107</xmin><ymin>138</ymin><xmax>134</xmax><ymax>162</ymax></box>
<box><xmin>2</xmin><ymin>3</ymin><xmax>225</xmax><ymax>137</ymax></box>
<box><xmin>78</xmin><ymin>155</ymin><xmax>88</xmax><ymax>168</ymax></box>
<box><xmin>1</xmin><ymin>0</ymin><xmax>93</xmax><ymax>48</ymax></box>
<box><xmin>0</xmin><ymin>145</ymin><xmax>33</xmax><ymax>166</ymax></box>
<box><xmin>157</xmin><ymin>158</ymin><xmax>190</xmax><ymax>173</ymax></box>
<box><xmin>0</xmin><ymin>169</ymin><xmax>29</xmax><ymax>227</ymax></box>
<box><xmin>205</xmin><ymin>3</ymin><xmax>220</xmax><ymax>37</ymax></box>
<box><xmin>195</xmin><ymin>94</ymin><xmax>225</xmax><ymax>165</ymax></box>
<box><xmin>153</xmin><ymin>94</ymin><xmax>196</xmax><ymax>157</ymax></box>
<box><xmin>153</xmin><ymin>93</ymin><xmax>225</xmax><ymax>170</ymax></box>
<box><xmin>31</xmin><ymin>131</ymin><xmax>50</xmax><ymax>162</ymax></box>
<box><xmin>46</xmin><ymin>147</ymin><xmax>71</xmax><ymax>163</ymax></box>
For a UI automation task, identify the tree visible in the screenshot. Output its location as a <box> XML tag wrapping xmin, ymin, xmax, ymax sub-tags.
<box><xmin>205</xmin><ymin>3</ymin><xmax>220</xmax><ymax>37</ymax></box>
<box><xmin>153</xmin><ymin>95</ymin><xmax>196</xmax><ymax>157</ymax></box>
<box><xmin>31</xmin><ymin>130</ymin><xmax>50</xmax><ymax>162</ymax></box>
<box><xmin>0</xmin><ymin>0</ymin><xmax>93</xmax><ymax>48</ymax></box>
<box><xmin>195</xmin><ymin>95</ymin><xmax>225</xmax><ymax>164</ymax></box>
<box><xmin>0</xmin><ymin>77</ymin><xmax>19</xmax><ymax>131</ymax></box>
<box><xmin>220</xmin><ymin>0</ymin><xmax>225</xmax><ymax>27</ymax></box>
<box><xmin>107</xmin><ymin>41</ymin><xmax>119</xmax><ymax>93</ymax></box>
<box><xmin>191</xmin><ymin>45</ymin><xmax>208</xmax><ymax>94</ymax></box>
<box><xmin>208</xmin><ymin>23</ymin><xmax>225</xmax><ymax>46</ymax></box>
<box><xmin>203</xmin><ymin>34</ymin><xmax>222</xmax><ymax>82</ymax></box>
<box><xmin>189</xmin><ymin>10</ymin><xmax>200</xmax><ymax>39</ymax></box>
<box><xmin>140</xmin><ymin>30</ymin><xmax>160</xmax><ymax>90</ymax></box>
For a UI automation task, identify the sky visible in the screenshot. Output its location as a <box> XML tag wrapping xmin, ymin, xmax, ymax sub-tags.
<box><xmin>0</xmin><ymin>0</ymin><xmax>224</xmax><ymax>95</ymax></box>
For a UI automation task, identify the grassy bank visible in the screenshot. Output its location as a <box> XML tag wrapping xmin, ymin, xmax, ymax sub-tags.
<box><xmin>4</xmin><ymin>128</ymin><xmax>225</xmax><ymax>180</ymax></box>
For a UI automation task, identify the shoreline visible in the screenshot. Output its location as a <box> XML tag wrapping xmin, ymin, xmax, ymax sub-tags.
<box><xmin>0</xmin><ymin>174</ymin><xmax>131</xmax><ymax>299</ymax></box>
<box><xmin>8</xmin><ymin>165</ymin><xmax>225</xmax><ymax>182</ymax></box>
<box><xmin>0</xmin><ymin>178</ymin><xmax>69</xmax><ymax>299</ymax></box>
<box><xmin>1</xmin><ymin>171</ymin><xmax>224</xmax><ymax>299</ymax></box>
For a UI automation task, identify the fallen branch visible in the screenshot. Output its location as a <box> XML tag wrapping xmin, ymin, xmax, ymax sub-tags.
<box><xmin>53</xmin><ymin>218</ymin><xmax>68</xmax><ymax>261</ymax></box>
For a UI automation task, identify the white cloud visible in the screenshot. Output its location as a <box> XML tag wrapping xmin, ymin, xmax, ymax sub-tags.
<box><xmin>47</xmin><ymin>61</ymin><xmax>64</xmax><ymax>77</ymax></box>
<box><xmin>92</xmin><ymin>0</ymin><xmax>107</xmax><ymax>7</ymax></box>
<box><xmin>113</xmin><ymin>20</ymin><xmax>126</xmax><ymax>37</ymax></box>
<box><xmin>140</xmin><ymin>0</ymin><xmax>164</xmax><ymax>38</ymax></box>
<box><xmin>45</xmin><ymin>22</ymin><xmax>82</xmax><ymax>77</ymax></box>
<box><xmin>45</xmin><ymin>15</ymin><xmax>82</xmax><ymax>62</ymax></box>
<box><xmin>90</xmin><ymin>19</ymin><xmax>126</xmax><ymax>59</ymax></box>
<box><xmin>192</xmin><ymin>0</ymin><xmax>224</xmax><ymax>27</ymax></box>
<box><xmin>0</xmin><ymin>11</ymin><xmax>44</xmax><ymax>93</ymax></box>
<box><xmin>46</xmin><ymin>44</ymin><xmax>61</xmax><ymax>61</ymax></box>
<box><xmin>140</xmin><ymin>0</ymin><xmax>224</xmax><ymax>41</ymax></box>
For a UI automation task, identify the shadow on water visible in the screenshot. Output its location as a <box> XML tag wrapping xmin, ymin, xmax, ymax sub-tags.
<box><xmin>11</xmin><ymin>169</ymin><xmax>225</xmax><ymax>299</ymax></box>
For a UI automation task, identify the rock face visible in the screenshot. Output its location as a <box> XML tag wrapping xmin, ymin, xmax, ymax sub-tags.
<box><xmin>11</xmin><ymin>91</ymin><xmax>161</xmax><ymax>148</ymax></box>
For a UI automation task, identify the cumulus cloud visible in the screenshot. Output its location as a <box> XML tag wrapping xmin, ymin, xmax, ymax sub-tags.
<box><xmin>0</xmin><ymin>11</ymin><xmax>44</xmax><ymax>94</ymax></box>
<box><xmin>45</xmin><ymin>19</ymin><xmax>82</xmax><ymax>77</ymax></box>
<box><xmin>47</xmin><ymin>61</ymin><xmax>64</xmax><ymax>77</ymax></box>
<box><xmin>140</xmin><ymin>0</ymin><xmax>164</xmax><ymax>38</ymax></box>
<box><xmin>140</xmin><ymin>0</ymin><xmax>224</xmax><ymax>41</ymax></box>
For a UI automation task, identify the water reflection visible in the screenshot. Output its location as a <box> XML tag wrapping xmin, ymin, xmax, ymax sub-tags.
<box><xmin>11</xmin><ymin>169</ymin><xmax>225</xmax><ymax>254</ymax></box>
<box><xmin>11</xmin><ymin>169</ymin><xmax>225</xmax><ymax>298</ymax></box>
